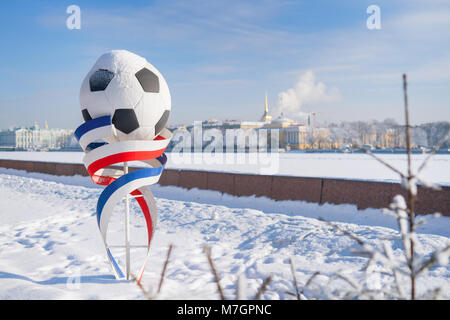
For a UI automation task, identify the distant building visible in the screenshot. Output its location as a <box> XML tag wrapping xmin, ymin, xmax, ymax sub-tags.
<box><xmin>280</xmin><ymin>125</ymin><xmax>308</xmax><ymax>150</ymax></box>
<box><xmin>256</xmin><ymin>96</ymin><xmax>309</xmax><ymax>149</ymax></box>
<box><xmin>264</xmin><ymin>114</ymin><xmax>296</xmax><ymax>128</ymax></box>
<box><xmin>0</xmin><ymin>122</ymin><xmax>77</xmax><ymax>151</ymax></box>
<box><xmin>169</xmin><ymin>92</ymin><xmax>336</xmax><ymax>151</ymax></box>
<box><xmin>0</xmin><ymin>130</ymin><xmax>16</xmax><ymax>150</ymax></box>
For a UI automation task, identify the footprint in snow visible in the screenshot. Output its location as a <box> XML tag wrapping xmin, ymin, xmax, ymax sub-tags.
<box><xmin>17</xmin><ymin>238</ymin><xmax>34</xmax><ymax>248</ymax></box>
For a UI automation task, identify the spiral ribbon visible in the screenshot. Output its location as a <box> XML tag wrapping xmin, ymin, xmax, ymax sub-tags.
<box><xmin>75</xmin><ymin>115</ymin><xmax>172</xmax><ymax>281</ymax></box>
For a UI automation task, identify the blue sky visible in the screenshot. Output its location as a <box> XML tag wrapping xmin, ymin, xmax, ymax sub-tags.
<box><xmin>0</xmin><ymin>0</ymin><xmax>449</xmax><ymax>129</ymax></box>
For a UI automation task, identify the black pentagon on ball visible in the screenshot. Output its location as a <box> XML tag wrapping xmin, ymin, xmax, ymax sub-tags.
<box><xmin>135</xmin><ymin>68</ymin><xmax>159</xmax><ymax>93</ymax></box>
<box><xmin>89</xmin><ymin>69</ymin><xmax>115</xmax><ymax>92</ymax></box>
<box><xmin>81</xmin><ymin>108</ymin><xmax>92</xmax><ymax>122</ymax></box>
<box><xmin>112</xmin><ymin>109</ymin><xmax>140</xmax><ymax>134</ymax></box>
<box><xmin>155</xmin><ymin>110</ymin><xmax>170</xmax><ymax>135</ymax></box>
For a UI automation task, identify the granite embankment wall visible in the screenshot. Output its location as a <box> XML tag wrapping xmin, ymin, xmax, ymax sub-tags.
<box><xmin>1</xmin><ymin>159</ymin><xmax>448</xmax><ymax>216</ymax></box>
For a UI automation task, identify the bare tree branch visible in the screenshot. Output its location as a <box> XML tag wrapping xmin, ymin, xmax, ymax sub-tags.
<box><xmin>131</xmin><ymin>273</ymin><xmax>153</xmax><ymax>300</ymax></box>
<box><xmin>303</xmin><ymin>271</ymin><xmax>321</xmax><ymax>293</ymax></box>
<box><xmin>415</xmin><ymin>244</ymin><xmax>450</xmax><ymax>276</ymax></box>
<box><xmin>204</xmin><ymin>245</ymin><xmax>226</xmax><ymax>300</ymax></box>
<box><xmin>359</xmin><ymin>148</ymin><xmax>406</xmax><ymax>178</ymax></box>
<box><xmin>157</xmin><ymin>244</ymin><xmax>174</xmax><ymax>294</ymax></box>
<box><xmin>417</xmin><ymin>132</ymin><xmax>450</xmax><ymax>174</ymax></box>
<box><xmin>319</xmin><ymin>217</ymin><xmax>366</xmax><ymax>247</ymax></box>
<box><xmin>253</xmin><ymin>275</ymin><xmax>272</xmax><ymax>300</ymax></box>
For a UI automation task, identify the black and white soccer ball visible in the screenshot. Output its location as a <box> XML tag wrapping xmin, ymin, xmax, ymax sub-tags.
<box><xmin>79</xmin><ymin>50</ymin><xmax>171</xmax><ymax>141</ymax></box>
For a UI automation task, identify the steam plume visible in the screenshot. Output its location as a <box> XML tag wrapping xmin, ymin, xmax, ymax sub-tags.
<box><xmin>275</xmin><ymin>70</ymin><xmax>341</xmax><ymax>119</ymax></box>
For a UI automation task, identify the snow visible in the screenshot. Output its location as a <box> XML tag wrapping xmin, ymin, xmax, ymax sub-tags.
<box><xmin>92</xmin><ymin>50</ymin><xmax>147</xmax><ymax>74</ymax></box>
<box><xmin>1</xmin><ymin>151</ymin><xmax>450</xmax><ymax>185</ymax></box>
<box><xmin>0</xmin><ymin>167</ymin><xmax>449</xmax><ymax>299</ymax></box>
<box><xmin>0</xmin><ymin>151</ymin><xmax>84</xmax><ymax>164</ymax></box>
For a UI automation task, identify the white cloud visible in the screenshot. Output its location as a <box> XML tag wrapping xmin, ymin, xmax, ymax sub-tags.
<box><xmin>275</xmin><ymin>70</ymin><xmax>341</xmax><ymax>119</ymax></box>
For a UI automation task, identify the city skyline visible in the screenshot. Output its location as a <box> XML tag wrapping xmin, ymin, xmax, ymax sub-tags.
<box><xmin>1</xmin><ymin>1</ymin><xmax>450</xmax><ymax>130</ymax></box>
<box><xmin>2</xmin><ymin>106</ymin><xmax>448</xmax><ymax>152</ymax></box>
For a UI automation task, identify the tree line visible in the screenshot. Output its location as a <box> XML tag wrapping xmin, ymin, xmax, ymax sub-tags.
<box><xmin>324</xmin><ymin>119</ymin><xmax>449</xmax><ymax>149</ymax></box>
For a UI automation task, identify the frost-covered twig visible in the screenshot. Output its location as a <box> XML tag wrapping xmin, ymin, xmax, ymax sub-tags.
<box><xmin>389</xmin><ymin>195</ymin><xmax>412</xmax><ymax>260</ymax></box>
<box><xmin>302</xmin><ymin>272</ymin><xmax>320</xmax><ymax>297</ymax></box>
<box><xmin>319</xmin><ymin>217</ymin><xmax>365</xmax><ymax>247</ymax></box>
<box><xmin>381</xmin><ymin>241</ymin><xmax>406</xmax><ymax>298</ymax></box>
<box><xmin>131</xmin><ymin>273</ymin><xmax>154</xmax><ymax>300</ymax></box>
<box><xmin>359</xmin><ymin>148</ymin><xmax>406</xmax><ymax>178</ymax></box>
<box><xmin>415</xmin><ymin>244</ymin><xmax>450</xmax><ymax>276</ymax></box>
<box><xmin>304</xmin><ymin>271</ymin><xmax>321</xmax><ymax>290</ymax></box>
<box><xmin>402</xmin><ymin>74</ymin><xmax>417</xmax><ymax>299</ymax></box>
<box><xmin>318</xmin><ymin>217</ymin><xmax>405</xmax><ymax>272</ymax></box>
<box><xmin>403</xmin><ymin>74</ymin><xmax>412</xmax><ymax>179</ymax></box>
<box><xmin>130</xmin><ymin>244</ymin><xmax>174</xmax><ymax>299</ymax></box>
<box><xmin>253</xmin><ymin>275</ymin><xmax>272</xmax><ymax>300</ymax></box>
<box><xmin>413</xmin><ymin>213</ymin><xmax>441</xmax><ymax>230</ymax></box>
<box><xmin>417</xmin><ymin>132</ymin><xmax>450</xmax><ymax>175</ymax></box>
<box><xmin>204</xmin><ymin>245</ymin><xmax>226</xmax><ymax>300</ymax></box>
<box><xmin>287</xmin><ymin>271</ymin><xmax>321</xmax><ymax>300</ymax></box>
<box><xmin>307</xmin><ymin>74</ymin><xmax>449</xmax><ymax>300</ymax></box>
<box><xmin>327</xmin><ymin>272</ymin><xmax>359</xmax><ymax>290</ymax></box>
<box><xmin>289</xmin><ymin>258</ymin><xmax>301</xmax><ymax>300</ymax></box>
<box><xmin>157</xmin><ymin>244</ymin><xmax>173</xmax><ymax>294</ymax></box>
<box><xmin>236</xmin><ymin>273</ymin><xmax>247</xmax><ymax>300</ymax></box>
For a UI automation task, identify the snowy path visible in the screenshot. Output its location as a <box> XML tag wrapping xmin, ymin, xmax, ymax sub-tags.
<box><xmin>0</xmin><ymin>168</ymin><xmax>449</xmax><ymax>299</ymax></box>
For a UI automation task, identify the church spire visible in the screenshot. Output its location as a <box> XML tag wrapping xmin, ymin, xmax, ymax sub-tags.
<box><xmin>265</xmin><ymin>91</ymin><xmax>269</xmax><ymax>113</ymax></box>
<box><xmin>260</xmin><ymin>91</ymin><xmax>272</xmax><ymax>123</ymax></box>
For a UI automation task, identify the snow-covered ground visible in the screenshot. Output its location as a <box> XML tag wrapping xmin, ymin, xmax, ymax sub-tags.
<box><xmin>0</xmin><ymin>167</ymin><xmax>449</xmax><ymax>299</ymax></box>
<box><xmin>1</xmin><ymin>151</ymin><xmax>450</xmax><ymax>185</ymax></box>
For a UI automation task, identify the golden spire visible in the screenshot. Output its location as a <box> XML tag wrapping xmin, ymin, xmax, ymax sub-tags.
<box><xmin>260</xmin><ymin>91</ymin><xmax>272</xmax><ymax>122</ymax></box>
<box><xmin>265</xmin><ymin>91</ymin><xmax>269</xmax><ymax>113</ymax></box>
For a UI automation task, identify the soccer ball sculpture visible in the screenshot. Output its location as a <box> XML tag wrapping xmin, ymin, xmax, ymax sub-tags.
<box><xmin>75</xmin><ymin>50</ymin><xmax>172</xmax><ymax>282</ymax></box>
<box><xmin>80</xmin><ymin>50</ymin><xmax>171</xmax><ymax>141</ymax></box>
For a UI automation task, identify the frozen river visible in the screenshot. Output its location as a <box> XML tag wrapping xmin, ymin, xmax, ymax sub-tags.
<box><xmin>1</xmin><ymin>151</ymin><xmax>449</xmax><ymax>185</ymax></box>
